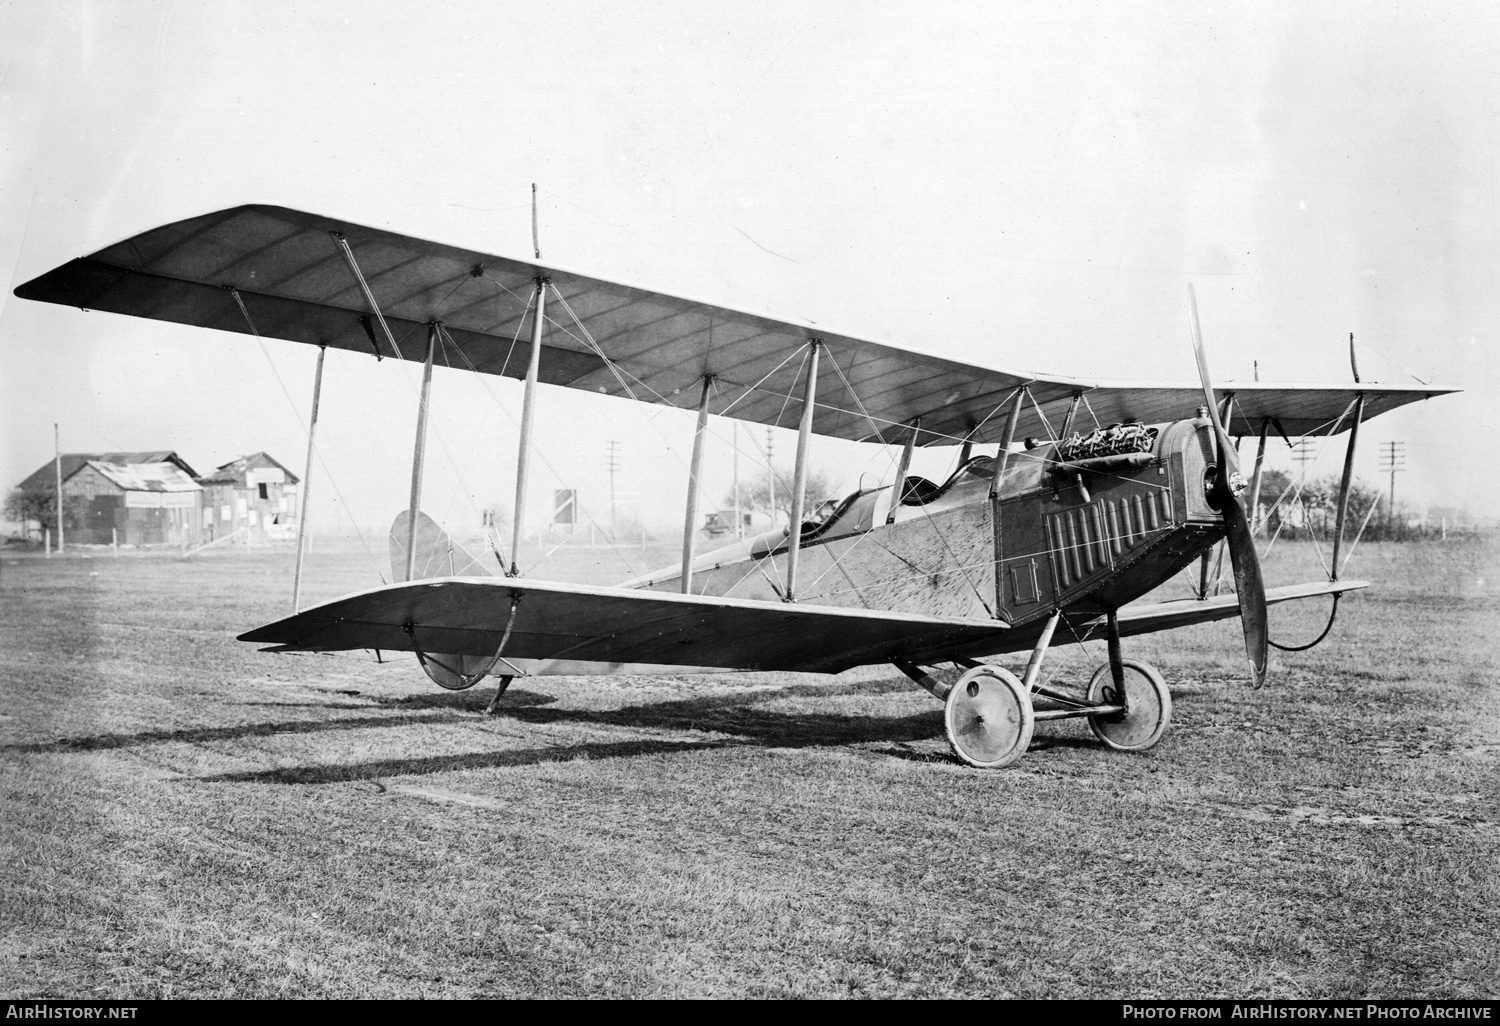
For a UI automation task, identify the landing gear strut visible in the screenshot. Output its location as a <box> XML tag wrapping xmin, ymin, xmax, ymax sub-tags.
<box><xmin>897</xmin><ymin>607</ymin><xmax>1173</xmax><ymax>768</ymax></box>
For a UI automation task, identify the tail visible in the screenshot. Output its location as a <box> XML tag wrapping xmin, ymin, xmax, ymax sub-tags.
<box><xmin>389</xmin><ymin>511</ymin><xmax>494</xmax><ymax>583</ymax></box>
<box><xmin>388</xmin><ymin>511</ymin><xmax>508</xmax><ymax>690</ymax></box>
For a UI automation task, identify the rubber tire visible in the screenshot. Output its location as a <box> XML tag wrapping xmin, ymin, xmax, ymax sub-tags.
<box><xmin>944</xmin><ymin>664</ymin><xmax>1035</xmax><ymax>768</ymax></box>
<box><xmin>1085</xmin><ymin>659</ymin><xmax>1172</xmax><ymax>752</ymax></box>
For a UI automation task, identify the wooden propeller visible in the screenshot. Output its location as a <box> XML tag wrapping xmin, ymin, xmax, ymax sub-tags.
<box><xmin>1188</xmin><ymin>285</ymin><xmax>1270</xmax><ymax>687</ymax></box>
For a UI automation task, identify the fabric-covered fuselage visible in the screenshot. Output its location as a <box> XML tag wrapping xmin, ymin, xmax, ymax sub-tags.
<box><xmin>631</xmin><ymin>417</ymin><xmax>1227</xmax><ymax>634</ymax></box>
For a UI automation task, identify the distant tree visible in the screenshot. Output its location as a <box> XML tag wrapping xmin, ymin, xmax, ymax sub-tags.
<box><xmin>5</xmin><ymin>483</ymin><xmax>63</xmax><ymax>540</ymax></box>
<box><xmin>1255</xmin><ymin>469</ymin><xmax>1293</xmax><ymax>537</ymax></box>
<box><xmin>1256</xmin><ymin>472</ymin><xmax>1387</xmax><ymax>542</ymax></box>
<box><xmin>721</xmin><ymin>465</ymin><xmax>844</xmax><ymax>520</ymax></box>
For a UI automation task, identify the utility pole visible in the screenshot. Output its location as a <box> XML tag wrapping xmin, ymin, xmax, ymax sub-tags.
<box><xmin>732</xmin><ymin>421</ymin><xmax>741</xmax><ymax>538</ymax></box>
<box><xmin>54</xmin><ymin>423</ymin><xmax>63</xmax><ymax>553</ymax></box>
<box><xmin>604</xmin><ymin>440</ymin><xmax>621</xmax><ymax>537</ymax></box>
<box><xmin>1380</xmin><ymin>440</ymin><xmax>1405</xmax><ymax>528</ymax></box>
<box><xmin>765</xmin><ymin>426</ymin><xmax>775</xmax><ymax>522</ymax></box>
<box><xmin>1291</xmin><ymin>438</ymin><xmax>1314</xmax><ymax>475</ymax></box>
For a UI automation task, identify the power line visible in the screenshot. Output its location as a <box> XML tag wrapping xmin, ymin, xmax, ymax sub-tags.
<box><xmin>1291</xmin><ymin>438</ymin><xmax>1315</xmax><ymax>472</ymax></box>
<box><xmin>1379</xmin><ymin>440</ymin><xmax>1405</xmax><ymax>520</ymax></box>
<box><xmin>604</xmin><ymin>440</ymin><xmax>621</xmax><ymax>535</ymax></box>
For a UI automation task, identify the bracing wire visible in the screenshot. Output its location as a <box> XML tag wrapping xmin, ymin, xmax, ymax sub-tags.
<box><xmin>437</xmin><ymin>325</ymin><xmax>647</xmax><ymax>578</ymax></box>
<box><xmin>228</xmin><ymin>288</ymin><xmax>386</xmax><ymax>580</ymax></box>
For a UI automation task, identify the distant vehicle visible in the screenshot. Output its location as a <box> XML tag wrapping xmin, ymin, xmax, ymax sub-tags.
<box><xmin>15</xmin><ymin>205</ymin><xmax>1456</xmax><ymax>767</ymax></box>
<box><xmin>701</xmin><ymin>511</ymin><xmax>735</xmax><ymax>537</ymax></box>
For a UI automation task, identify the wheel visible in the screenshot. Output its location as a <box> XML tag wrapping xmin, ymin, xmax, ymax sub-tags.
<box><xmin>944</xmin><ymin>664</ymin><xmax>1034</xmax><ymax>768</ymax></box>
<box><xmin>1085</xmin><ymin>659</ymin><xmax>1172</xmax><ymax>752</ymax></box>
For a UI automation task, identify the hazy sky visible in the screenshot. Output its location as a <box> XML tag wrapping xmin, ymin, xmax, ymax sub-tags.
<box><xmin>3</xmin><ymin>1</ymin><xmax>1495</xmax><ymax>567</ymax></box>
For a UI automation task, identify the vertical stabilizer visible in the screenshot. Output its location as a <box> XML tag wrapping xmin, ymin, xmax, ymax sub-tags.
<box><xmin>389</xmin><ymin>511</ymin><xmax>495</xmax><ymax>582</ymax></box>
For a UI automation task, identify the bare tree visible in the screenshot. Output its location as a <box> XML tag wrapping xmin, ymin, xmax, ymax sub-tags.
<box><xmin>721</xmin><ymin>465</ymin><xmax>844</xmax><ymax>519</ymax></box>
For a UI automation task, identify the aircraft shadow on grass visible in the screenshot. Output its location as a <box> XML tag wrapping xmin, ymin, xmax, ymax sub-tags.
<box><xmin>3</xmin><ymin>710</ymin><xmax>473</xmax><ymax>755</ymax></box>
<box><xmin>195</xmin><ymin>676</ymin><xmax>1097</xmax><ymax>785</ymax></box>
<box><xmin>9</xmin><ymin>675</ymin><xmax>1094</xmax><ymax>782</ymax></box>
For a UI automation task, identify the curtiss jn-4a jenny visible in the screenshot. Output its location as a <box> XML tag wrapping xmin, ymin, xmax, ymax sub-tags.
<box><xmin>15</xmin><ymin>206</ymin><xmax>1457</xmax><ymax>768</ymax></box>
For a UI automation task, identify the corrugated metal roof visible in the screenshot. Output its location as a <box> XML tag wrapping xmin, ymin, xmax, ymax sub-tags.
<box><xmin>85</xmin><ymin>460</ymin><xmax>201</xmax><ymax>493</ymax></box>
<box><xmin>16</xmin><ymin>451</ymin><xmax>197</xmax><ymax>492</ymax></box>
<box><xmin>195</xmin><ymin>451</ymin><xmax>299</xmax><ymax>486</ymax></box>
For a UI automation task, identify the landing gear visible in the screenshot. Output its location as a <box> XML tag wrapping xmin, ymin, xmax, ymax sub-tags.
<box><xmin>944</xmin><ymin>664</ymin><xmax>1034</xmax><ymax>768</ymax></box>
<box><xmin>1085</xmin><ymin>659</ymin><xmax>1172</xmax><ymax>751</ymax></box>
<box><xmin>899</xmin><ymin>606</ymin><xmax>1174</xmax><ymax>768</ymax></box>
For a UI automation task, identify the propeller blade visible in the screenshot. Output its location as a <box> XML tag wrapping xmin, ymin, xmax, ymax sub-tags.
<box><xmin>1187</xmin><ymin>284</ymin><xmax>1269</xmax><ymax>687</ymax></box>
<box><xmin>1187</xmin><ymin>284</ymin><xmax>1239</xmax><ymax>474</ymax></box>
<box><xmin>1223</xmin><ymin>492</ymin><xmax>1270</xmax><ymax>687</ymax></box>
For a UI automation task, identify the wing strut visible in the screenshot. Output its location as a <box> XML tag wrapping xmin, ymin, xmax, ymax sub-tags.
<box><xmin>987</xmin><ymin>388</ymin><xmax>1026</xmax><ymax>500</ymax></box>
<box><xmin>885</xmin><ymin>417</ymin><xmax>920</xmax><ymax>525</ymax></box>
<box><xmin>785</xmin><ymin>340</ymin><xmax>822</xmax><ymax>601</ymax></box>
<box><xmin>1329</xmin><ymin>395</ymin><xmax>1366</xmax><ymax>580</ymax></box>
<box><xmin>406</xmin><ymin>324</ymin><xmax>438</xmax><ymax>582</ymax></box>
<box><xmin>509</xmin><ymin>278</ymin><xmax>549</xmax><ymax>577</ymax></box>
<box><xmin>1246</xmin><ymin>419</ymin><xmax>1270</xmax><ymax>537</ymax></box>
<box><xmin>681</xmin><ymin>375</ymin><xmax>714</xmax><ymax>594</ymax></box>
<box><xmin>292</xmin><ymin>345</ymin><xmax>327</xmax><ymax>612</ymax></box>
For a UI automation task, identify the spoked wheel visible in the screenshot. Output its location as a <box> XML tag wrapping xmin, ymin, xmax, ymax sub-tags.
<box><xmin>1085</xmin><ymin>659</ymin><xmax>1173</xmax><ymax>752</ymax></box>
<box><xmin>944</xmin><ymin>664</ymin><xmax>1034</xmax><ymax>768</ymax></box>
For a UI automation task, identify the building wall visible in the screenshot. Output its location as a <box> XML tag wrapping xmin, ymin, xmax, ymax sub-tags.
<box><xmin>199</xmin><ymin>478</ymin><xmax>298</xmax><ymax>544</ymax></box>
<box><xmin>61</xmin><ymin>466</ymin><xmax>123</xmax><ymax>544</ymax></box>
<box><xmin>60</xmin><ymin>466</ymin><xmax>200</xmax><ymax>546</ymax></box>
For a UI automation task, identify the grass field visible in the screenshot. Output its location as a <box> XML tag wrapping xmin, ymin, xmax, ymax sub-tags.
<box><xmin>1</xmin><ymin>536</ymin><xmax>1496</xmax><ymax>998</ymax></box>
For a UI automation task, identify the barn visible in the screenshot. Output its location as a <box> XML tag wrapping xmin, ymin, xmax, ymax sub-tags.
<box><xmin>17</xmin><ymin>451</ymin><xmax>203</xmax><ymax>546</ymax></box>
<box><xmin>194</xmin><ymin>453</ymin><xmax>301</xmax><ymax>545</ymax></box>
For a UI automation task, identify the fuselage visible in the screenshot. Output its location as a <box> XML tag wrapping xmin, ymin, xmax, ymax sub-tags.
<box><xmin>623</xmin><ymin>415</ymin><xmax>1228</xmax><ymax>659</ymax></box>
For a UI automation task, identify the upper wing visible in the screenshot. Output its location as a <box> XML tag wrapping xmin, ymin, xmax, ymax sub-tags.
<box><xmin>14</xmin><ymin>204</ymin><xmax>1454</xmax><ymax>445</ymax></box>
<box><xmin>240</xmin><ymin>575</ymin><xmax>1011</xmax><ymax>674</ymax></box>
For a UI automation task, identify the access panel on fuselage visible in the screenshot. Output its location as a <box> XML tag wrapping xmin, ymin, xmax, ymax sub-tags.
<box><xmin>993</xmin><ymin>493</ymin><xmax>1055</xmax><ymax>624</ymax></box>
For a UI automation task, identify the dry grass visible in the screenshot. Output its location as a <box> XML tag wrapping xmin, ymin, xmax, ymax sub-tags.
<box><xmin>0</xmin><ymin>537</ymin><xmax>1495</xmax><ymax>998</ymax></box>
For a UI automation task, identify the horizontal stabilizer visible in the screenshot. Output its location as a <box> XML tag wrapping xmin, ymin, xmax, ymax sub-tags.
<box><xmin>240</xmin><ymin>576</ymin><xmax>1011</xmax><ymax>674</ymax></box>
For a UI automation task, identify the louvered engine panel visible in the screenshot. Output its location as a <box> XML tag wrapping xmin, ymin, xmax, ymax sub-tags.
<box><xmin>1046</xmin><ymin>487</ymin><xmax>1175</xmax><ymax>590</ymax></box>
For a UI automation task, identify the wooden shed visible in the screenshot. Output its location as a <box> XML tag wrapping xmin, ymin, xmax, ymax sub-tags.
<box><xmin>195</xmin><ymin>453</ymin><xmax>301</xmax><ymax>545</ymax></box>
<box><xmin>17</xmin><ymin>451</ymin><xmax>204</xmax><ymax>546</ymax></box>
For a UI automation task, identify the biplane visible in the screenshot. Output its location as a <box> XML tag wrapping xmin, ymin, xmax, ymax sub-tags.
<box><xmin>14</xmin><ymin>205</ymin><xmax>1456</xmax><ymax>767</ymax></box>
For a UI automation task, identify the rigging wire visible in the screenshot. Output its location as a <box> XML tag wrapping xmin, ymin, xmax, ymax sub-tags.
<box><xmin>437</xmin><ymin>323</ymin><xmax>647</xmax><ymax>578</ymax></box>
<box><xmin>228</xmin><ymin>287</ymin><xmax>386</xmax><ymax>580</ymax></box>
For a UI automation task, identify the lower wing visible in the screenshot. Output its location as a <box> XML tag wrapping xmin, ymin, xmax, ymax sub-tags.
<box><xmin>240</xmin><ymin>577</ymin><xmax>1011</xmax><ymax>675</ymax></box>
<box><xmin>1111</xmin><ymin>579</ymin><xmax>1366</xmax><ymax>638</ymax></box>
